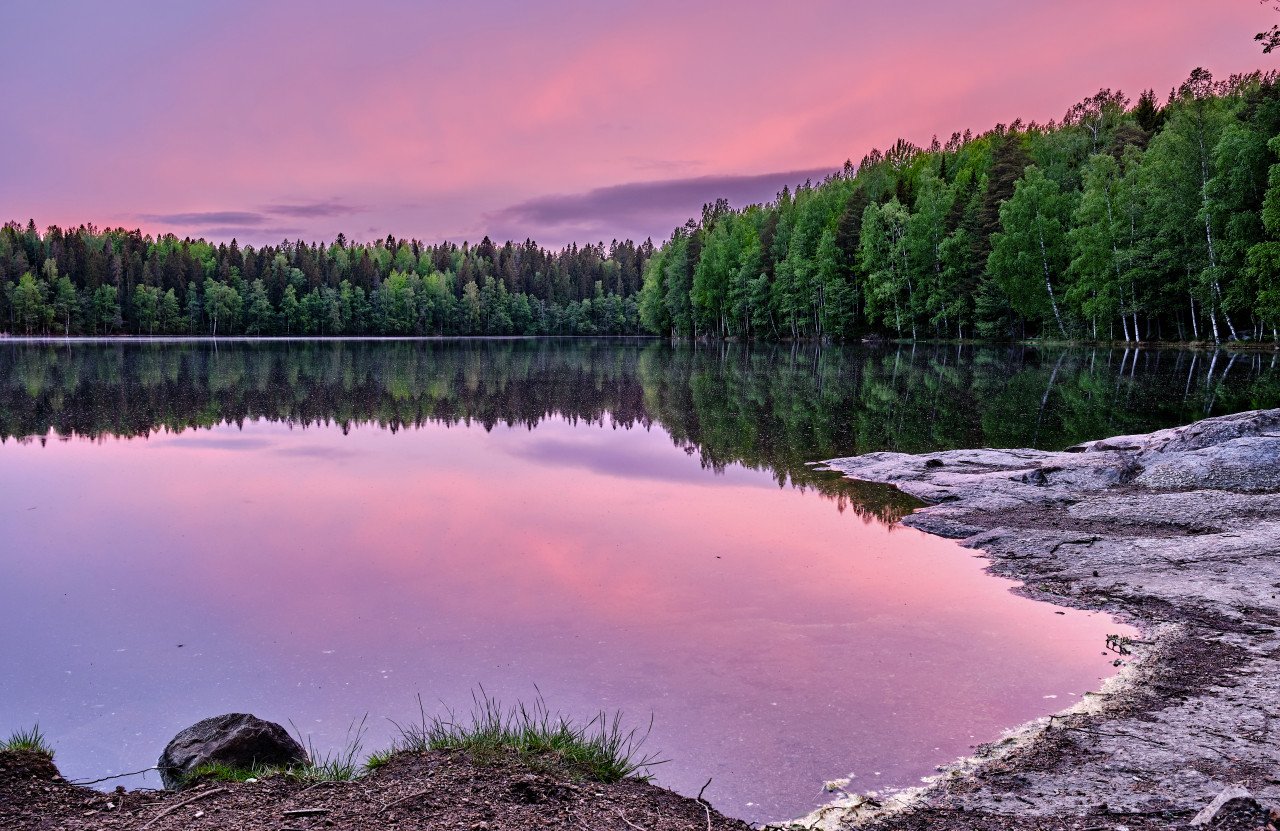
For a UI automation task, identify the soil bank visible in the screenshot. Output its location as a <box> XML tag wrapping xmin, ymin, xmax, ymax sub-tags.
<box><xmin>0</xmin><ymin>748</ymin><xmax>750</xmax><ymax>831</ymax></box>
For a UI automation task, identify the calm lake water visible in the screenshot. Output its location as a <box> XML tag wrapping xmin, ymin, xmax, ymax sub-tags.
<box><xmin>2</xmin><ymin>339</ymin><xmax>1275</xmax><ymax>821</ymax></box>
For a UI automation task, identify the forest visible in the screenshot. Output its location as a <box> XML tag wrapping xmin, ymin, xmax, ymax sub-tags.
<box><xmin>639</xmin><ymin>69</ymin><xmax>1280</xmax><ymax>344</ymax></box>
<box><xmin>3</xmin><ymin>69</ymin><xmax>1279</xmax><ymax>344</ymax></box>
<box><xmin>0</xmin><ymin>228</ymin><xmax>651</xmax><ymax>337</ymax></box>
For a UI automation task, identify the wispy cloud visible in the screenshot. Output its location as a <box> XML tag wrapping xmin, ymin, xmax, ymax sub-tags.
<box><xmin>139</xmin><ymin>210</ymin><xmax>267</xmax><ymax>225</ymax></box>
<box><xmin>199</xmin><ymin>225</ymin><xmax>305</xmax><ymax>240</ymax></box>
<box><xmin>260</xmin><ymin>199</ymin><xmax>365</xmax><ymax>218</ymax></box>
<box><xmin>134</xmin><ymin>200</ymin><xmax>364</xmax><ymax>242</ymax></box>
<box><xmin>485</xmin><ymin>167</ymin><xmax>835</xmax><ymax>239</ymax></box>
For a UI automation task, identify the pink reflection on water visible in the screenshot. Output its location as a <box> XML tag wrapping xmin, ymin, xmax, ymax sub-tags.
<box><xmin>0</xmin><ymin>418</ymin><xmax>1130</xmax><ymax>822</ymax></box>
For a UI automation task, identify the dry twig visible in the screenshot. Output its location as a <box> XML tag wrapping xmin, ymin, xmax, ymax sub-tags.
<box><xmin>615</xmin><ymin>809</ymin><xmax>646</xmax><ymax>830</ymax></box>
<box><xmin>378</xmin><ymin>788</ymin><xmax>433</xmax><ymax>813</ymax></box>
<box><xmin>140</xmin><ymin>787</ymin><xmax>227</xmax><ymax>829</ymax></box>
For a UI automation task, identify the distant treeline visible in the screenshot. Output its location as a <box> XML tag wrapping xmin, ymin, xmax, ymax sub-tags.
<box><xmin>640</xmin><ymin>69</ymin><xmax>1280</xmax><ymax>344</ymax></box>
<box><xmin>0</xmin><ymin>226</ymin><xmax>651</xmax><ymax>337</ymax></box>
<box><xmin>6</xmin><ymin>69</ymin><xmax>1280</xmax><ymax>344</ymax></box>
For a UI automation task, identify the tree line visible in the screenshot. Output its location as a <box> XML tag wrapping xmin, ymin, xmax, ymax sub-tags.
<box><xmin>639</xmin><ymin>69</ymin><xmax>1280</xmax><ymax>345</ymax></box>
<box><xmin>0</xmin><ymin>226</ymin><xmax>651</xmax><ymax>337</ymax></box>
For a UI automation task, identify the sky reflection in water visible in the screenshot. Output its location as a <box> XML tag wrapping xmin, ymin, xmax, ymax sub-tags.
<box><xmin>1</xmin><ymin>409</ymin><xmax>1129</xmax><ymax>821</ymax></box>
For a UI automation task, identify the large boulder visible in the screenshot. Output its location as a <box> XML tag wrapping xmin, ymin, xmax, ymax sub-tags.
<box><xmin>158</xmin><ymin>713</ymin><xmax>307</xmax><ymax>789</ymax></box>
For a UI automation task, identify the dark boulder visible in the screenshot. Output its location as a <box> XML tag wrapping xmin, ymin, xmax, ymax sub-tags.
<box><xmin>157</xmin><ymin>713</ymin><xmax>307</xmax><ymax>789</ymax></box>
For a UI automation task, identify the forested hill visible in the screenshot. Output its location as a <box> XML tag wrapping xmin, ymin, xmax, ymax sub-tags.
<box><xmin>4</xmin><ymin>68</ymin><xmax>1280</xmax><ymax>343</ymax></box>
<box><xmin>639</xmin><ymin>69</ymin><xmax>1280</xmax><ymax>345</ymax></box>
<box><xmin>0</xmin><ymin>228</ymin><xmax>652</xmax><ymax>337</ymax></box>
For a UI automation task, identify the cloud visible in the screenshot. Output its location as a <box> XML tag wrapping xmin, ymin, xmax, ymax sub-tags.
<box><xmin>139</xmin><ymin>210</ymin><xmax>267</xmax><ymax>225</ymax></box>
<box><xmin>198</xmin><ymin>226</ymin><xmax>305</xmax><ymax>240</ymax></box>
<box><xmin>484</xmin><ymin>167</ymin><xmax>836</xmax><ymax>239</ymax></box>
<box><xmin>260</xmin><ymin>199</ymin><xmax>365</xmax><ymax>218</ymax></box>
<box><xmin>134</xmin><ymin>200</ymin><xmax>364</xmax><ymax>241</ymax></box>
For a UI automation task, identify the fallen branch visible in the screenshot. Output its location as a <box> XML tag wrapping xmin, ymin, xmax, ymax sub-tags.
<box><xmin>70</xmin><ymin>766</ymin><xmax>158</xmax><ymax>785</ymax></box>
<box><xmin>140</xmin><ymin>787</ymin><xmax>227</xmax><ymax>829</ymax></box>
<box><xmin>287</xmin><ymin>780</ymin><xmax>342</xmax><ymax>802</ymax></box>
<box><xmin>282</xmin><ymin>808</ymin><xmax>330</xmax><ymax>817</ymax></box>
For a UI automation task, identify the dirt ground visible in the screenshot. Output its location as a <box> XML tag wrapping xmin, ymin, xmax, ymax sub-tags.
<box><xmin>0</xmin><ymin>747</ymin><xmax>750</xmax><ymax>831</ymax></box>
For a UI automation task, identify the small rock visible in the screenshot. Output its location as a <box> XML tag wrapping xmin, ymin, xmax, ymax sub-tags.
<box><xmin>1190</xmin><ymin>784</ymin><xmax>1261</xmax><ymax>827</ymax></box>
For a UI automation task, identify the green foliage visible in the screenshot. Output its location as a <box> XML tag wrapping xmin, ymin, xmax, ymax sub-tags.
<box><xmin>389</xmin><ymin>690</ymin><xmax>664</xmax><ymax>783</ymax></box>
<box><xmin>3</xmin><ymin>724</ymin><xmax>53</xmax><ymax>758</ymax></box>
<box><xmin>0</xmin><ymin>227</ymin><xmax>650</xmax><ymax>338</ymax></box>
<box><xmin>988</xmin><ymin>166</ymin><xmax>1072</xmax><ymax>336</ymax></box>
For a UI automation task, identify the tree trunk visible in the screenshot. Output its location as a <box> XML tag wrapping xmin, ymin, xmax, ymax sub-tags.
<box><xmin>1197</xmin><ymin>124</ymin><xmax>1237</xmax><ymax>342</ymax></box>
<box><xmin>1038</xmin><ymin>229</ymin><xmax>1067</xmax><ymax>337</ymax></box>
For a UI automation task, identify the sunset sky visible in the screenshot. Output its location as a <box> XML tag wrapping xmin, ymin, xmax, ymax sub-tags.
<box><xmin>2</xmin><ymin>1</ymin><xmax>1273</xmax><ymax>248</ymax></box>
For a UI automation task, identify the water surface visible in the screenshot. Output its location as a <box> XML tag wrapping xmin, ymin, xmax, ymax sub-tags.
<box><xmin>4</xmin><ymin>340</ymin><xmax>1273</xmax><ymax>821</ymax></box>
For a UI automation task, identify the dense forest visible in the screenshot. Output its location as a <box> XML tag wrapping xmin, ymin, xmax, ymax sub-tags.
<box><xmin>3</xmin><ymin>340</ymin><xmax>1277</xmax><ymax>518</ymax></box>
<box><xmin>640</xmin><ymin>69</ymin><xmax>1280</xmax><ymax>345</ymax></box>
<box><xmin>0</xmin><ymin>226</ymin><xmax>651</xmax><ymax>337</ymax></box>
<box><xmin>4</xmin><ymin>69</ymin><xmax>1280</xmax><ymax>344</ymax></box>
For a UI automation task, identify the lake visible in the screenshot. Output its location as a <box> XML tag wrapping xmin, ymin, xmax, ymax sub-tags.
<box><xmin>2</xmin><ymin>339</ymin><xmax>1275</xmax><ymax>822</ymax></box>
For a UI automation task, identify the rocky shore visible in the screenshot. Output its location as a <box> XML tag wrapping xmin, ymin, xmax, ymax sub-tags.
<box><xmin>794</xmin><ymin>408</ymin><xmax>1280</xmax><ymax>831</ymax></box>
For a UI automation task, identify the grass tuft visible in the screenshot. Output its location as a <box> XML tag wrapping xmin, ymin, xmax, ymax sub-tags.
<box><xmin>390</xmin><ymin>688</ymin><xmax>665</xmax><ymax>783</ymax></box>
<box><xmin>364</xmin><ymin>747</ymin><xmax>397</xmax><ymax>772</ymax></box>
<box><xmin>186</xmin><ymin>762</ymin><xmax>279</xmax><ymax>784</ymax></box>
<box><xmin>2</xmin><ymin>725</ymin><xmax>54</xmax><ymax>759</ymax></box>
<box><xmin>288</xmin><ymin>714</ymin><xmax>368</xmax><ymax>783</ymax></box>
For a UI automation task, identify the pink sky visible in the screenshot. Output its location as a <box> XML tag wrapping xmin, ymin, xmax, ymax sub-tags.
<box><xmin>2</xmin><ymin>1</ymin><xmax>1274</xmax><ymax>247</ymax></box>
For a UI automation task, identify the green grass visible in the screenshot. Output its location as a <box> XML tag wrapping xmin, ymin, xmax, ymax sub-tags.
<box><xmin>389</xmin><ymin>689</ymin><xmax>665</xmax><ymax>783</ymax></box>
<box><xmin>364</xmin><ymin>747</ymin><xmax>397</xmax><ymax>772</ymax></box>
<box><xmin>186</xmin><ymin>761</ymin><xmax>280</xmax><ymax>784</ymax></box>
<box><xmin>289</xmin><ymin>715</ymin><xmax>368</xmax><ymax>782</ymax></box>
<box><xmin>2</xmin><ymin>725</ymin><xmax>54</xmax><ymax>759</ymax></box>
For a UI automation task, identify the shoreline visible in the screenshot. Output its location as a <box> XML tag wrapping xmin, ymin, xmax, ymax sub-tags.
<box><xmin>792</xmin><ymin>408</ymin><xmax>1280</xmax><ymax>830</ymax></box>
